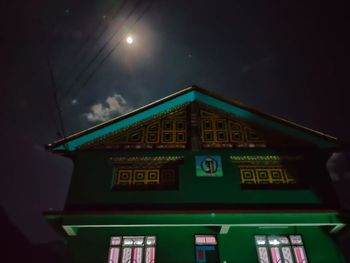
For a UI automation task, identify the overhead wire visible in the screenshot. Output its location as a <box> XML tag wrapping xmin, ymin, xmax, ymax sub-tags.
<box><xmin>58</xmin><ymin>0</ymin><xmax>145</xmax><ymax>103</ymax></box>
<box><xmin>39</xmin><ymin>19</ymin><xmax>67</xmax><ymax>139</ymax></box>
<box><xmin>56</xmin><ymin>0</ymin><xmax>129</xmax><ymax>87</ymax></box>
<box><xmin>60</xmin><ymin>0</ymin><xmax>154</xmax><ymax>102</ymax></box>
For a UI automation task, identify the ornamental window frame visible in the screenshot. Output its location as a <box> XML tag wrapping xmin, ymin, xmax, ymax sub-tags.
<box><xmin>110</xmin><ymin>156</ymin><xmax>183</xmax><ymax>191</ymax></box>
<box><xmin>255</xmin><ymin>234</ymin><xmax>308</xmax><ymax>263</ymax></box>
<box><xmin>108</xmin><ymin>236</ymin><xmax>157</xmax><ymax>263</ymax></box>
<box><xmin>230</xmin><ymin>155</ymin><xmax>307</xmax><ymax>189</ymax></box>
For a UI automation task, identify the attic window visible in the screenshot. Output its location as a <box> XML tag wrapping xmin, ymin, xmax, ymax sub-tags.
<box><xmin>110</xmin><ymin>156</ymin><xmax>183</xmax><ymax>191</ymax></box>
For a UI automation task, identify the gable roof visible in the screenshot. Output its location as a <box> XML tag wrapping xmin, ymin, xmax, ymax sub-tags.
<box><xmin>47</xmin><ymin>85</ymin><xmax>340</xmax><ymax>152</ymax></box>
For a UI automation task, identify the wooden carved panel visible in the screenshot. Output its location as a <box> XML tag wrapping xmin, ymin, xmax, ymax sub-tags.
<box><xmin>231</xmin><ymin>155</ymin><xmax>305</xmax><ymax>189</ymax></box>
<box><xmin>111</xmin><ymin>156</ymin><xmax>183</xmax><ymax>191</ymax></box>
<box><xmin>199</xmin><ymin>105</ymin><xmax>266</xmax><ymax>148</ymax></box>
<box><xmin>79</xmin><ymin>105</ymin><xmax>188</xmax><ymax>150</ymax></box>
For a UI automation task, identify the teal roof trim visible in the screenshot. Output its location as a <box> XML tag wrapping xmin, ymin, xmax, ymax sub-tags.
<box><xmin>51</xmin><ymin>87</ymin><xmax>338</xmax><ymax>151</ymax></box>
<box><xmin>57</xmin><ymin>91</ymin><xmax>195</xmax><ymax>151</ymax></box>
<box><xmin>193</xmin><ymin>91</ymin><xmax>335</xmax><ymax>148</ymax></box>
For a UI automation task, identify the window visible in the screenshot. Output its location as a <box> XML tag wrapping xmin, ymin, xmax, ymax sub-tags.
<box><xmin>231</xmin><ymin>156</ymin><xmax>306</xmax><ymax>189</ymax></box>
<box><xmin>255</xmin><ymin>235</ymin><xmax>308</xmax><ymax>263</ymax></box>
<box><xmin>108</xmin><ymin>236</ymin><xmax>156</xmax><ymax>263</ymax></box>
<box><xmin>195</xmin><ymin>235</ymin><xmax>220</xmax><ymax>263</ymax></box>
<box><xmin>111</xmin><ymin>156</ymin><xmax>183</xmax><ymax>191</ymax></box>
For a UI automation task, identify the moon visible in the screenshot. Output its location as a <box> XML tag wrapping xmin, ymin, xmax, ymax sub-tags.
<box><xmin>126</xmin><ymin>36</ymin><xmax>134</xmax><ymax>44</ymax></box>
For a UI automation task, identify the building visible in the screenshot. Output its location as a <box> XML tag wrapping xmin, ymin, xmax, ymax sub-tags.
<box><xmin>46</xmin><ymin>86</ymin><xmax>347</xmax><ymax>263</ymax></box>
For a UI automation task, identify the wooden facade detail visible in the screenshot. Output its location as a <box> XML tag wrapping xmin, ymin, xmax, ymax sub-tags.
<box><xmin>77</xmin><ymin>100</ymin><xmax>312</xmax><ymax>151</ymax></box>
<box><xmin>79</xmin><ymin>105</ymin><xmax>189</xmax><ymax>150</ymax></box>
<box><xmin>199</xmin><ymin>104</ymin><xmax>267</xmax><ymax>148</ymax></box>
<box><xmin>231</xmin><ymin>155</ymin><xmax>304</xmax><ymax>189</ymax></box>
<box><xmin>111</xmin><ymin>156</ymin><xmax>183</xmax><ymax>191</ymax></box>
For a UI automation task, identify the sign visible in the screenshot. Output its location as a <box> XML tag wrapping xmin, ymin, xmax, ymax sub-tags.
<box><xmin>195</xmin><ymin>156</ymin><xmax>223</xmax><ymax>177</ymax></box>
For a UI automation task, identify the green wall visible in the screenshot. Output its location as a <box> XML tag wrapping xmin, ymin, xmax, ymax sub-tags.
<box><xmin>65</xmin><ymin>225</ymin><xmax>344</xmax><ymax>263</ymax></box>
<box><xmin>65</xmin><ymin>149</ymin><xmax>336</xmax><ymax>209</ymax></box>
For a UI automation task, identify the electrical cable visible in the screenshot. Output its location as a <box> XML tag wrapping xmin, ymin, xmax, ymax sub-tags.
<box><xmin>56</xmin><ymin>0</ymin><xmax>129</xmax><ymax>87</ymax></box>
<box><xmin>58</xmin><ymin>0</ymin><xmax>144</xmax><ymax>102</ymax></box>
<box><xmin>60</xmin><ymin>0</ymin><xmax>154</xmax><ymax>102</ymax></box>
<box><xmin>39</xmin><ymin>19</ymin><xmax>67</xmax><ymax>139</ymax></box>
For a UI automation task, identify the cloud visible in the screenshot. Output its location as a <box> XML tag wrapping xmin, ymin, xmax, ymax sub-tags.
<box><xmin>84</xmin><ymin>94</ymin><xmax>132</xmax><ymax>122</ymax></box>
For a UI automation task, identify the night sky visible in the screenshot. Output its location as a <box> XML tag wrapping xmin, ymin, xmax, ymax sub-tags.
<box><xmin>2</xmin><ymin>0</ymin><xmax>350</xmax><ymax>244</ymax></box>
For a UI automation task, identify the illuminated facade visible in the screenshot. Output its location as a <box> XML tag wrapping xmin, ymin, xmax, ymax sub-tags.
<box><xmin>46</xmin><ymin>86</ymin><xmax>347</xmax><ymax>262</ymax></box>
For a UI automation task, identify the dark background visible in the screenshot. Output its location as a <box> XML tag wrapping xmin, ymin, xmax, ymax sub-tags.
<box><xmin>1</xmin><ymin>0</ymin><xmax>350</xmax><ymax>261</ymax></box>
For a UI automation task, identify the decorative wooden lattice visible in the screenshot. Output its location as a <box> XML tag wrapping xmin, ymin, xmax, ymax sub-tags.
<box><xmin>79</xmin><ymin>102</ymin><xmax>308</xmax><ymax>150</ymax></box>
<box><xmin>199</xmin><ymin>105</ymin><xmax>266</xmax><ymax>148</ymax></box>
<box><xmin>240</xmin><ymin>167</ymin><xmax>297</xmax><ymax>185</ymax></box>
<box><xmin>231</xmin><ymin>155</ymin><xmax>304</xmax><ymax>189</ymax></box>
<box><xmin>111</xmin><ymin>156</ymin><xmax>183</xmax><ymax>190</ymax></box>
<box><xmin>79</xmin><ymin>105</ymin><xmax>188</xmax><ymax>150</ymax></box>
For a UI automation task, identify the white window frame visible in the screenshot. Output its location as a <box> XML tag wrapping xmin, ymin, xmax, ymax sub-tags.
<box><xmin>255</xmin><ymin>235</ymin><xmax>308</xmax><ymax>263</ymax></box>
<box><xmin>108</xmin><ymin>236</ymin><xmax>156</xmax><ymax>263</ymax></box>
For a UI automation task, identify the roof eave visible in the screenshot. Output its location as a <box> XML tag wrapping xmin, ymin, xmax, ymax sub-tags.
<box><xmin>46</xmin><ymin>85</ymin><xmax>342</xmax><ymax>151</ymax></box>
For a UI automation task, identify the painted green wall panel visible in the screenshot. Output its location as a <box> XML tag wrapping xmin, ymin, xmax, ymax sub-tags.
<box><xmin>65</xmin><ymin>149</ymin><xmax>336</xmax><ymax>209</ymax></box>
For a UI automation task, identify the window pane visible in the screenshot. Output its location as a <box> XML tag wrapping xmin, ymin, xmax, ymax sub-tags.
<box><xmin>279</xmin><ymin>236</ymin><xmax>289</xmax><ymax>245</ymax></box>
<box><xmin>123</xmin><ymin>238</ymin><xmax>133</xmax><ymax>246</ymax></box>
<box><xmin>270</xmin><ymin>247</ymin><xmax>281</xmax><ymax>263</ymax></box>
<box><xmin>133</xmin><ymin>247</ymin><xmax>143</xmax><ymax>263</ymax></box>
<box><xmin>281</xmin><ymin>247</ymin><xmax>294</xmax><ymax>263</ymax></box>
<box><xmin>268</xmin><ymin>236</ymin><xmax>281</xmax><ymax>246</ymax></box>
<box><xmin>289</xmin><ymin>235</ymin><xmax>303</xmax><ymax>245</ymax></box>
<box><xmin>146</xmin><ymin>236</ymin><xmax>156</xmax><ymax>246</ymax></box>
<box><xmin>110</xmin><ymin>237</ymin><xmax>121</xmax><ymax>246</ymax></box>
<box><xmin>145</xmin><ymin>247</ymin><xmax>156</xmax><ymax>263</ymax></box>
<box><xmin>255</xmin><ymin>235</ymin><xmax>267</xmax><ymax>246</ymax></box>
<box><xmin>123</xmin><ymin>236</ymin><xmax>144</xmax><ymax>246</ymax></box>
<box><xmin>121</xmin><ymin>247</ymin><xmax>132</xmax><ymax>263</ymax></box>
<box><xmin>205</xmin><ymin>236</ymin><xmax>217</xmax><ymax>245</ymax></box>
<box><xmin>108</xmin><ymin>247</ymin><xmax>120</xmax><ymax>263</ymax></box>
<box><xmin>293</xmin><ymin>246</ymin><xmax>308</xmax><ymax>263</ymax></box>
<box><xmin>195</xmin><ymin>235</ymin><xmax>217</xmax><ymax>245</ymax></box>
<box><xmin>195</xmin><ymin>236</ymin><xmax>206</xmax><ymax>245</ymax></box>
<box><xmin>257</xmin><ymin>246</ymin><xmax>270</xmax><ymax>263</ymax></box>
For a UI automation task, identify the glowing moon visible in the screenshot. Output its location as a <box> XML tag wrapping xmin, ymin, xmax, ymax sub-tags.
<box><xmin>126</xmin><ymin>36</ymin><xmax>134</xmax><ymax>44</ymax></box>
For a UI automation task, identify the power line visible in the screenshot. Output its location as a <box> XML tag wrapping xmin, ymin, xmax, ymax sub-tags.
<box><xmin>56</xmin><ymin>0</ymin><xmax>129</xmax><ymax>87</ymax></box>
<box><xmin>39</xmin><ymin>19</ymin><xmax>67</xmax><ymax>139</ymax></box>
<box><xmin>59</xmin><ymin>0</ymin><xmax>144</xmax><ymax>103</ymax></box>
<box><xmin>60</xmin><ymin>0</ymin><xmax>154</xmax><ymax>102</ymax></box>
<box><xmin>46</xmin><ymin>54</ymin><xmax>67</xmax><ymax>138</ymax></box>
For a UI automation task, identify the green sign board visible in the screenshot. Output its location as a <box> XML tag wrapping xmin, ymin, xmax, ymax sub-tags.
<box><xmin>195</xmin><ymin>156</ymin><xmax>223</xmax><ymax>177</ymax></box>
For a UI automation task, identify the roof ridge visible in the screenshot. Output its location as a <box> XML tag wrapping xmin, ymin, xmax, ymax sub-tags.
<box><xmin>47</xmin><ymin>85</ymin><xmax>340</xmax><ymax>151</ymax></box>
